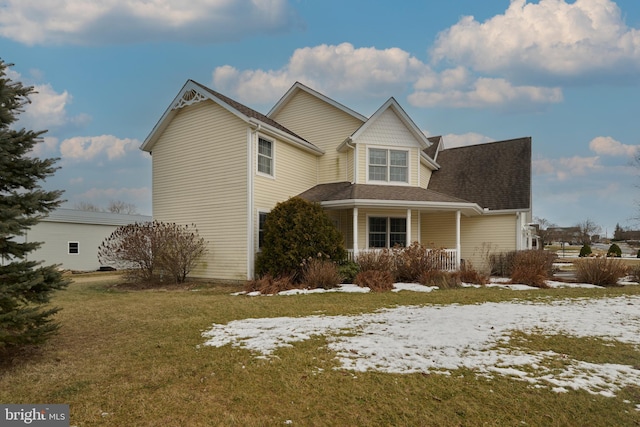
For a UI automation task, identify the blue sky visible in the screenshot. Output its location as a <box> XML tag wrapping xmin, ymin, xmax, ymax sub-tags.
<box><xmin>2</xmin><ymin>0</ymin><xmax>639</xmax><ymax>236</ymax></box>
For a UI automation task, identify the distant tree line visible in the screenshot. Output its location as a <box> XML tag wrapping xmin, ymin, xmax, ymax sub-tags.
<box><xmin>75</xmin><ymin>200</ymin><xmax>139</xmax><ymax>215</ymax></box>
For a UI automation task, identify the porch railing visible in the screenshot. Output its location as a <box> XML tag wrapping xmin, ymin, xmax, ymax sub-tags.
<box><xmin>347</xmin><ymin>248</ymin><xmax>458</xmax><ymax>271</ymax></box>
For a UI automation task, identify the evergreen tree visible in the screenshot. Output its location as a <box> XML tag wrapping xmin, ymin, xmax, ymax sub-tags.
<box><xmin>0</xmin><ymin>60</ymin><xmax>68</xmax><ymax>350</ymax></box>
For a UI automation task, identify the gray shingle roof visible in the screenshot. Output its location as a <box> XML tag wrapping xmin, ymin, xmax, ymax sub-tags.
<box><xmin>427</xmin><ymin>137</ymin><xmax>531</xmax><ymax>211</ymax></box>
<box><xmin>298</xmin><ymin>182</ymin><xmax>472</xmax><ymax>204</ymax></box>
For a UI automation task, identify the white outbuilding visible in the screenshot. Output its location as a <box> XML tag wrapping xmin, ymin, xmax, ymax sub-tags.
<box><xmin>24</xmin><ymin>208</ymin><xmax>151</xmax><ymax>272</ymax></box>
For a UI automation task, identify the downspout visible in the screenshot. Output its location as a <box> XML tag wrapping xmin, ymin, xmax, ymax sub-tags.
<box><xmin>345</xmin><ymin>137</ymin><xmax>356</xmax><ymax>184</ymax></box>
<box><xmin>247</xmin><ymin>123</ymin><xmax>261</xmax><ymax>279</ymax></box>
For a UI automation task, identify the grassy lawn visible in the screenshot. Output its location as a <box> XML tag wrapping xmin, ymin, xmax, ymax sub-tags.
<box><xmin>2</xmin><ymin>273</ymin><xmax>640</xmax><ymax>426</ymax></box>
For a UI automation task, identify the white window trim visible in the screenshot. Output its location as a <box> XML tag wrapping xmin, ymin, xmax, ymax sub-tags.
<box><xmin>366</xmin><ymin>146</ymin><xmax>410</xmax><ymax>185</ymax></box>
<box><xmin>68</xmin><ymin>241</ymin><xmax>80</xmax><ymax>255</ymax></box>
<box><xmin>366</xmin><ymin>215</ymin><xmax>407</xmax><ymax>248</ymax></box>
<box><xmin>256</xmin><ymin>136</ymin><xmax>276</xmax><ymax>179</ymax></box>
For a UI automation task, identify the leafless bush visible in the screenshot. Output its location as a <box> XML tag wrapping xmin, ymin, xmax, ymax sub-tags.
<box><xmin>355</xmin><ymin>249</ymin><xmax>394</xmax><ymax>274</ymax></box>
<box><xmin>98</xmin><ymin>221</ymin><xmax>207</xmax><ymax>284</ymax></box>
<box><xmin>508</xmin><ymin>250</ymin><xmax>557</xmax><ymax>288</ymax></box>
<box><xmin>630</xmin><ymin>265</ymin><xmax>640</xmax><ymax>283</ymax></box>
<box><xmin>244</xmin><ymin>274</ymin><xmax>296</xmax><ymax>294</ymax></box>
<box><xmin>354</xmin><ymin>270</ymin><xmax>394</xmax><ymax>292</ymax></box>
<box><xmin>419</xmin><ymin>270</ymin><xmax>461</xmax><ymax>289</ymax></box>
<box><xmin>301</xmin><ymin>258</ymin><xmax>342</xmax><ymax>289</ymax></box>
<box><xmin>574</xmin><ymin>258</ymin><xmax>628</xmax><ymax>286</ymax></box>
<box><xmin>459</xmin><ymin>261</ymin><xmax>488</xmax><ymax>286</ymax></box>
<box><xmin>393</xmin><ymin>243</ymin><xmax>446</xmax><ymax>282</ymax></box>
<box><xmin>488</xmin><ymin>251</ymin><xmax>518</xmax><ymax>277</ymax></box>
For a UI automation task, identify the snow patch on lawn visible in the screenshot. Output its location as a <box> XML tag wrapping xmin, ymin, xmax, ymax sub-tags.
<box><xmin>202</xmin><ymin>295</ymin><xmax>640</xmax><ymax>398</ymax></box>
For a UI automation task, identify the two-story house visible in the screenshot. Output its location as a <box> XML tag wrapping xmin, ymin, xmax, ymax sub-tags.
<box><xmin>141</xmin><ymin>80</ymin><xmax>533</xmax><ymax>281</ymax></box>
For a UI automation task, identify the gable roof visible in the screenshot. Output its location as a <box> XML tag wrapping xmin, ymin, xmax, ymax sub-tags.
<box><xmin>141</xmin><ymin>80</ymin><xmax>323</xmax><ymax>154</ymax></box>
<box><xmin>349</xmin><ymin>97</ymin><xmax>430</xmax><ymax>149</ymax></box>
<box><xmin>298</xmin><ymin>182</ymin><xmax>482</xmax><ymax>215</ymax></box>
<box><xmin>268</xmin><ymin>81</ymin><xmax>368</xmax><ymax>123</ymax></box>
<box><xmin>427</xmin><ymin>137</ymin><xmax>531</xmax><ymax>211</ymax></box>
<box><xmin>424</xmin><ymin>136</ymin><xmax>442</xmax><ymax>161</ymax></box>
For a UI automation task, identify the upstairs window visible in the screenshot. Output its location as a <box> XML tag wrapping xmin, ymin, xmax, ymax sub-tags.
<box><xmin>368</xmin><ymin>148</ymin><xmax>408</xmax><ymax>183</ymax></box>
<box><xmin>258</xmin><ymin>211</ymin><xmax>269</xmax><ymax>250</ymax></box>
<box><xmin>257</xmin><ymin>138</ymin><xmax>273</xmax><ymax>176</ymax></box>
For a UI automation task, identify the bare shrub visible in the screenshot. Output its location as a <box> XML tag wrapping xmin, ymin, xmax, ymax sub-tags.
<box><xmin>393</xmin><ymin>243</ymin><xmax>445</xmax><ymax>282</ymax></box>
<box><xmin>301</xmin><ymin>258</ymin><xmax>343</xmax><ymax>289</ymax></box>
<box><xmin>98</xmin><ymin>221</ymin><xmax>207</xmax><ymax>284</ymax></box>
<box><xmin>630</xmin><ymin>265</ymin><xmax>640</xmax><ymax>283</ymax></box>
<box><xmin>354</xmin><ymin>270</ymin><xmax>394</xmax><ymax>292</ymax></box>
<box><xmin>244</xmin><ymin>274</ymin><xmax>296</xmax><ymax>294</ymax></box>
<box><xmin>575</xmin><ymin>258</ymin><xmax>629</xmax><ymax>286</ymax></box>
<box><xmin>488</xmin><ymin>251</ymin><xmax>517</xmax><ymax>277</ymax></box>
<box><xmin>419</xmin><ymin>270</ymin><xmax>461</xmax><ymax>289</ymax></box>
<box><xmin>459</xmin><ymin>261</ymin><xmax>488</xmax><ymax>286</ymax></box>
<box><xmin>355</xmin><ymin>249</ymin><xmax>394</xmax><ymax>274</ymax></box>
<box><xmin>509</xmin><ymin>250</ymin><xmax>556</xmax><ymax>288</ymax></box>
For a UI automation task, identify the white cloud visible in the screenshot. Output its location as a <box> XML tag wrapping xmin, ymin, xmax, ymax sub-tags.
<box><xmin>533</xmin><ymin>155</ymin><xmax>602</xmax><ymax>180</ymax></box>
<box><xmin>60</xmin><ymin>135</ymin><xmax>140</xmax><ymax>161</ymax></box>
<box><xmin>409</xmin><ymin>76</ymin><xmax>563</xmax><ymax>109</ymax></box>
<box><xmin>213</xmin><ymin>43</ymin><xmax>563</xmax><ymax>110</ymax></box>
<box><xmin>0</xmin><ymin>0</ymin><xmax>300</xmax><ymax>45</ymax></box>
<box><xmin>441</xmin><ymin>132</ymin><xmax>494</xmax><ymax>149</ymax></box>
<box><xmin>8</xmin><ymin>69</ymin><xmax>91</xmax><ymax>131</ymax></box>
<box><xmin>589</xmin><ymin>136</ymin><xmax>639</xmax><ymax>157</ymax></box>
<box><xmin>213</xmin><ymin>43</ymin><xmax>430</xmax><ymax>104</ymax></box>
<box><xmin>431</xmin><ymin>0</ymin><xmax>640</xmax><ymax>82</ymax></box>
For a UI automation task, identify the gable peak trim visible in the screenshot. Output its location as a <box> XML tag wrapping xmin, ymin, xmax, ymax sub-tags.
<box><xmin>172</xmin><ymin>87</ymin><xmax>208</xmax><ymax>110</ymax></box>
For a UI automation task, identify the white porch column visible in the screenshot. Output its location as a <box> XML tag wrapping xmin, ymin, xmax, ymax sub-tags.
<box><xmin>352</xmin><ymin>207</ymin><xmax>359</xmax><ymax>257</ymax></box>
<box><xmin>455</xmin><ymin>210</ymin><xmax>461</xmax><ymax>269</ymax></box>
<box><xmin>406</xmin><ymin>209</ymin><xmax>411</xmax><ymax>246</ymax></box>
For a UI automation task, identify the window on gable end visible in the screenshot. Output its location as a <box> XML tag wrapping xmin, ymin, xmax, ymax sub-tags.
<box><xmin>368</xmin><ymin>148</ymin><xmax>408</xmax><ymax>183</ymax></box>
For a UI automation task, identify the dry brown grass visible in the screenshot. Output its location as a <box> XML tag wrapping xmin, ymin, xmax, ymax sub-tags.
<box><xmin>243</xmin><ymin>274</ymin><xmax>296</xmax><ymax>294</ymax></box>
<box><xmin>2</xmin><ymin>273</ymin><xmax>640</xmax><ymax>426</ymax></box>
<box><xmin>300</xmin><ymin>258</ymin><xmax>342</xmax><ymax>289</ymax></box>
<box><xmin>418</xmin><ymin>270</ymin><xmax>462</xmax><ymax>289</ymax></box>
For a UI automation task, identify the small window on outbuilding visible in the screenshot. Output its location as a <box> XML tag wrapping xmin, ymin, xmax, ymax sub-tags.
<box><xmin>68</xmin><ymin>241</ymin><xmax>79</xmax><ymax>255</ymax></box>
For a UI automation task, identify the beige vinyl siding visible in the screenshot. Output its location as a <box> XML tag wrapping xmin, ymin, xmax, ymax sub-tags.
<box><xmin>253</xmin><ymin>135</ymin><xmax>318</xmax><ymax>251</ymax></box>
<box><xmin>421</xmin><ymin>212</ymin><xmax>518</xmax><ymax>269</ymax></box>
<box><xmin>270</xmin><ymin>90</ymin><xmax>364</xmax><ymax>184</ymax></box>
<box><xmin>420</xmin><ymin>162</ymin><xmax>432</xmax><ymax>188</ymax></box>
<box><xmin>152</xmin><ymin>100</ymin><xmax>248</xmax><ymax>281</ymax></box>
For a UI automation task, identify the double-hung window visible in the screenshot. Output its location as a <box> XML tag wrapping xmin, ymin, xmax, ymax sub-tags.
<box><xmin>368</xmin><ymin>217</ymin><xmax>407</xmax><ymax>248</ymax></box>
<box><xmin>368</xmin><ymin>148</ymin><xmax>408</xmax><ymax>183</ymax></box>
<box><xmin>257</xmin><ymin>138</ymin><xmax>273</xmax><ymax>176</ymax></box>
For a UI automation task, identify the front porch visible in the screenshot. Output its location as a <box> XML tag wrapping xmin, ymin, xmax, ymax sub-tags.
<box><xmin>347</xmin><ymin>247</ymin><xmax>459</xmax><ymax>271</ymax></box>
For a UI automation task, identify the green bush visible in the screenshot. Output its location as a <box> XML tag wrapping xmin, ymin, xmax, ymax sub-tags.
<box><xmin>637</xmin><ymin>249</ymin><xmax>640</xmax><ymax>258</ymax></box>
<box><xmin>256</xmin><ymin>197</ymin><xmax>347</xmax><ymax>281</ymax></box>
<box><xmin>574</xmin><ymin>258</ymin><xmax>628</xmax><ymax>286</ymax></box>
<box><xmin>337</xmin><ymin>260</ymin><xmax>360</xmax><ymax>283</ymax></box>
<box><xmin>579</xmin><ymin>244</ymin><xmax>592</xmax><ymax>257</ymax></box>
<box><xmin>607</xmin><ymin>243</ymin><xmax>622</xmax><ymax>257</ymax></box>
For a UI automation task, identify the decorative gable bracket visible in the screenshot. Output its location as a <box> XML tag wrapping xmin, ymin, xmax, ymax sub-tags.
<box><xmin>172</xmin><ymin>88</ymin><xmax>207</xmax><ymax>110</ymax></box>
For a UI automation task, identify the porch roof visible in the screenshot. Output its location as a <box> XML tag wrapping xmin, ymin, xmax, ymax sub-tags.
<box><xmin>298</xmin><ymin>182</ymin><xmax>483</xmax><ymax>214</ymax></box>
